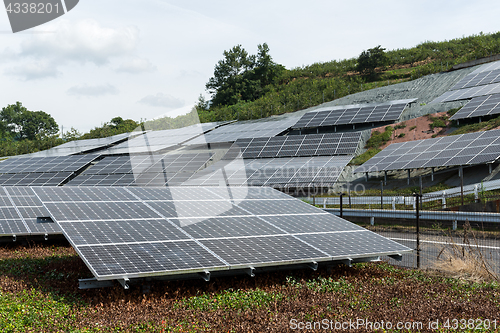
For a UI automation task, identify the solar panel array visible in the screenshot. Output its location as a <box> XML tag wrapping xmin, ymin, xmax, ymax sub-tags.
<box><xmin>354</xmin><ymin>128</ymin><xmax>500</xmax><ymax>173</ymax></box>
<box><xmin>431</xmin><ymin>82</ymin><xmax>500</xmax><ymax>103</ymax></box>
<box><xmin>185</xmin><ymin>118</ymin><xmax>298</xmax><ymax>145</ymax></box>
<box><xmin>450</xmin><ymin>69</ymin><xmax>500</xmax><ymax>91</ymax></box>
<box><xmin>450</xmin><ymin>94</ymin><xmax>500</xmax><ymax>120</ymax></box>
<box><xmin>292</xmin><ymin>99</ymin><xmax>415</xmax><ymax>129</ymax></box>
<box><xmin>223</xmin><ymin>133</ymin><xmax>361</xmax><ymax>160</ymax></box>
<box><xmin>0</xmin><ymin>155</ymin><xmax>99</xmax><ymax>186</ymax></box>
<box><xmin>33</xmin><ymin>186</ymin><xmax>410</xmax><ymax>281</ymax></box>
<box><xmin>0</xmin><ymin>155</ymin><xmax>97</xmax><ymax>174</ymax></box>
<box><xmin>185</xmin><ymin>156</ymin><xmax>353</xmax><ymax>188</ymax></box>
<box><xmin>101</xmin><ymin>123</ymin><xmax>221</xmax><ymax>155</ymax></box>
<box><xmin>471</xmin><ymin>60</ymin><xmax>500</xmax><ymax>75</ymax></box>
<box><xmin>0</xmin><ymin>187</ymin><xmax>60</xmax><ymax>237</ymax></box>
<box><xmin>26</xmin><ymin>133</ymin><xmax>131</xmax><ymax>157</ymax></box>
<box><xmin>67</xmin><ymin>153</ymin><xmax>213</xmax><ymax>187</ymax></box>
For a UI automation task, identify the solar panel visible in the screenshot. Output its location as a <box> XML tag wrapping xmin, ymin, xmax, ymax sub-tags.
<box><xmin>292</xmin><ymin>99</ymin><xmax>416</xmax><ymax>129</ymax></box>
<box><xmin>66</xmin><ymin>153</ymin><xmax>213</xmax><ymax>187</ymax></box>
<box><xmin>184</xmin><ymin>118</ymin><xmax>299</xmax><ymax>145</ymax></box>
<box><xmin>25</xmin><ymin>132</ymin><xmax>131</xmax><ymax>157</ymax></box>
<box><xmin>33</xmin><ymin>186</ymin><xmax>411</xmax><ymax>282</ymax></box>
<box><xmin>450</xmin><ymin>69</ymin><xmax>500</xmax><ymax>91</ymax></box>
<box><xmin>470</xmin><ymin>60</ymin><xmax>500</xmax><ymax>75</ymax></box>
<box><xmin>431</xmin><ymin>82</ymin><xmax>500</xmax><ymax>103</ymax></box>
<box><xmin>354</xmin><ymin>128</ymin><xmax>500</xmax><ymax>173</ymax></box>
<box><xmin>100</xmin><ymin>123</ymin><xmax>221</xmax><ymax>155</ymax></box>
<box><xmin>449</xmin><ymin>94</ymin><xmax>500</xmax><ymax>120</ymax></box>
<box><xmin>184</xmin><ymin>155</ymin><xmax>353</xmax><ymax>188</ymax></box>
<box><xmin>0</xmin><ymin>155</ymin><xmax>98</xmax><ymax>174</ymax></box>
<box><xmin>0</xmin><ymin>187</ymin><xmax>62</xmax><ymax>236</ymax></box>
<box><xmin>223</xmin><ymin>132</ymin><xmax>361</xmax><ymax>160</ymax></box>
<box><xmin>0</xmin><ymin>172</ymin><xmax>72</xmax><ymax>186</ymax></box>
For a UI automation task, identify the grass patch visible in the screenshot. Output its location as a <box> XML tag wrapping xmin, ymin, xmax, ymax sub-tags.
<box><xmin>349</xmin><ymin>148</ymin><xmax>381</xmax><ymax>165</ymax></box>
<box><xmin>174</xmin><ymin>289</ymin><xmax>284</xmax><ymax>312</ymax></box>
<box><xmin>365</xmin><ymin>126</ymin><xmax>394</xmax><ymax>149</ymax></box>
<box><xmin>428</xmin><ymin>114</ymin><xmax>448</xmax><ymax>130</ymax></box>
<box><xmin>451</xmin><ymin>114</ymin><xmax>500</xmax><ymax>135</ymax></box>
<box><xmin>447</xmin><ymin>106</ymin><xmax>462</xmax><ymax>117</ymax></box>
<box><xmin>286</xmin><ymin>276</ymin><xmax>353</xmax><ymax>294</ymax></box>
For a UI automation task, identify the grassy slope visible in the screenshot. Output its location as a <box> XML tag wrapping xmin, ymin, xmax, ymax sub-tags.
<box><xmin>0</xmin><ymin>244</ymin><xmax>499</xmax><ymax>332</ymax></box>
<box><xmin>197</xmin><ymin>32</ymin><xmax>500</xmax><ymax>123</ymax></box>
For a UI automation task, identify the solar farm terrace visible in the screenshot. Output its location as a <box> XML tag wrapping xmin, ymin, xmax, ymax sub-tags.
<box><xmin>27</xmin><ymin>186</ymin><xmax>409</xmax><ymax>289</ymax></box>
<box><xmin>354</xmin><ymin>128</ymin><xmax>500</xmax><ymax>176</ymax></box>
<box><xmin>292</xmin><ymin>99</ymin><xmax>417</xmax><ymax>132</ymax></box>
<box><xmin>432</xmin><ymin>60</ymin><xmax>500</xmax><ymax>103</ymax></box>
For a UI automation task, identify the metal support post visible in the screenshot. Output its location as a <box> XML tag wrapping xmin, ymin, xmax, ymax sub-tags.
<box><xmin>431</xmin><ymin>167</ymin><xmax>434</xmax><ymax>182</ymax></box>
<box><xmin>419</xmin><ymin>176</ymin><xmax>423</xmax><ymax>210</ymax></box>
<box><xmin>407</xmin><ymin>170</ymin><xmax>411</xmax><ymax>185</ymax></box>
<box><xmin>384</xmin><ymin>171</ymin><xmax>387</xmax><ymax>185</ymax></box>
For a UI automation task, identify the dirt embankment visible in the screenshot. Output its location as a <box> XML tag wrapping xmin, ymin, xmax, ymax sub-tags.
<box><xmin>376</xmin><ymin>112</ymin><xmax>450</xmax><ymax>149</ymax></box>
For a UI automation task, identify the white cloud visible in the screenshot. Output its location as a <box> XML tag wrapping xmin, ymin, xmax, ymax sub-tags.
<box><xmin>138</xmin><ymin>93</ymin><xmax>185</xmax><ymax>108</ymax></box>
<box><xmin>117</xmin><ymin>57</ymin><xmax>157</xmax><ymax>73</ymax></box>
<box><xmin>67</xmin><ymin>83</ymin><xmax>119</xmax><ymax>97</ymax></box>
<box><xmin>5</xmin><ymin>61</ymin><xmax>61</xmax><ymax>80</ymax></box>
<box><xmin>18</xmin><ymin>19</ymin><xmax>140</xmax><ymax>66</ymax></box>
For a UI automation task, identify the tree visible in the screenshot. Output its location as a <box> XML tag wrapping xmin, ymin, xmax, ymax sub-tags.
<box><xmin>0</xmin><ymin>102</ymin><xmax>59</xmax><ymax>140</ymax></box>
<box><xmin>64</xmin><ymin>127</ymin><xmax>82</xmax><ymax>141</ymax></box>
<box><xmin>356</xmin><ymin>45</ymin><xmax>389</xmax><ymax>79</ymax></box>
<box><xmin>205</xmin><ymin>43</ymin><xmax>283</xmax><ymax>107</ymax></box>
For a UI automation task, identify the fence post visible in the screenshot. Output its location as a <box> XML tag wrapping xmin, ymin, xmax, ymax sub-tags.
<box><xmin>414</xmin><ymin>193</ymin><xmax>421</xmax><ymax>269</ymax></box>
<box><xmin>323</xmin><ymin>198</ymin><xmax>326</xmax><ymax>209</ymax></box>
<box><xmin>474</xmin><ymin>185</ymin><xmax>479</xmax><ymax>203</ymax></box>
<box><xmin>392</xmin><ymin>197</ymin><xmax>396</xmax><ymax>210</ymax></box>
<box><xmin>339</xmin><ymin>193</ymin><xmax>343</xmax><ymax>218</ymax></box>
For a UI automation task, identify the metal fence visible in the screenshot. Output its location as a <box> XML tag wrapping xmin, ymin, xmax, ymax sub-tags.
<box><xmin>305</xmin><ymin>190</ymin><xmax>500</xmax><ymax>275</ymax></box>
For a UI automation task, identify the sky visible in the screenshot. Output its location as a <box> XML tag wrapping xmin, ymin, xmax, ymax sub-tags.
<box><xmin>0</xmin><ymin>0</ymin><xmax>499</xmax><ymax>133</ymax></box>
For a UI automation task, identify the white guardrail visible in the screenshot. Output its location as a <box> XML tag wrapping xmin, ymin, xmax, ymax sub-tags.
<box><xmin>303</xmin><ymin>179</ymin><xmax>500</xmax><ymax>210</ymax></box>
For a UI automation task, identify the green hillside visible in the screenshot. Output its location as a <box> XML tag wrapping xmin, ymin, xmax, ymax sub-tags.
<box><xmin>196</xmin><ymin>32</ymin><xmax>500</xmax><ymax>123</ymax></box>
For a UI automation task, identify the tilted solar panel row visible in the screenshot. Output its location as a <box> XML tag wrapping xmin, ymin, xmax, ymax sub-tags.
<box><xmin>292</xmin><ymin>100</ymin><xmax>415</xmax><ymax>129</ymax></box>
<box><xmin>449</xmin><ymin>93</ymin><xmax>500</xmax><ymax>120</ymax></box>
<box><xmin>0</xmin><ymin>155</ymin><xmax>98</xmax><ymax>174</ymax></box>
<box><xmin>185</xmin><ymin>156</ymin><xmax>353</xmax><ymax>188</ymax></box>
<box><xmin>450</xmin><ymin>68</ymin><xmax>500</xmax><ymax>91</ymax></box>
<box><xmin>185</xmin><ymin>118</ymin><xmax>299</xmax><ymax>145</ymax></box>
<box><xmin>32</xmin><ymin>186</ymin><xmax>411</xmax><ymax>282</ymax></box>
<box><xmin>354</xmin><ymin>128</ymin><xmax>500</xmax><ymax>173</ymax></box>
<box><xmin>222</xmin><ymin>133</ymin><xmax>361</xmax><ymax>160</ymax></box>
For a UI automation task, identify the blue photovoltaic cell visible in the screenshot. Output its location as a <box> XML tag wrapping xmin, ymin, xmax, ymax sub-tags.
<box><xmin>292</xmin><ymin>99</ymin><xmax>415</xmax><ymax>129</ymax></box>
<box><xmin>32</xmin><ymin>186</ymin><xmax>411</xmax><ymax>281</ymax></box>
<box><xmin>354</xmin><ymin>128</ymin><xmax>500</xmax><ymax>172</ymax></box>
